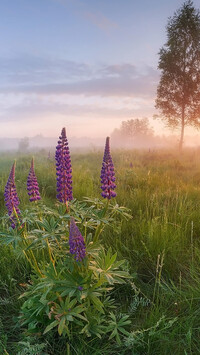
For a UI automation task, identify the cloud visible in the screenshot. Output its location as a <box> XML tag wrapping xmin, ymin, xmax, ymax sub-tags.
<box><xmin>83</xmin><ymin>11</ymin><xmax>118</xmax><ymax>32</ymax></box>
<box><xmin>0</xmin><ymin>53</ymin><xmax>158</xmax><ymax>135</ymax></box>
<box><xmin>0</xmin><ymin>97</ymin><xmax>155</xmax><ymax>123</ymax></box>
<box><xmin>51</xmin><ymin>0</ymin><xmax>118</xmax><ymax>32</ymax></box>
<box><xmin>101</xmin><ymin>64</ymin><xmax>138</xmax><ymax>77</ymax></box>
<box><xmin>0</xmin><ymin>54</ymin><xmax>159</xmax><ymax>98</ymax></box>
<box><xmin>0</xmin><ymin>54</ymin><xmax>91</xmax><ymax>85</ymax></box>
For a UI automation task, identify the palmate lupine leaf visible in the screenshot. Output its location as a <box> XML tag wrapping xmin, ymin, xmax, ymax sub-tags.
<box><xmin>89</xmin><ymin>247</ymin><xmax>131</xmax><ymax>284</ymax></box>
<box><xmin>69</xmin><ymin>200</ymin><xmax>111</xmax><ymax>231</ymax></box>
<box><xmin>24</xmin><ymin>215</ymin><xmax>67</xmax><ymax>254</ymax></box>
<box><xmin>107</xmin><ymin>312</ymin><xmax>131</xmax><ymax>344</ymax></box>
<box><xmin>0</xmin><ymin>230</ymin><xmax>22</xmax><ymax>247</ymax></box>
<box><xmin>22</xmin><ymin>262</ymin><xmax>86</xmax><ymax>301</ymax></box>
<box><xmin>80</xmin><ymin>312</ymin><xmax>106</xmax><ymax>338</ymax></box>
<box><xmin>83</xmin><ymin>197</ymin><xmax>132</xmax><ymax>222</ymax></box>
<box><xmin>83</xmin><ymin>197</ymin><xmax>105</xmax><ymax>208</ymax></box>
<box><xmin>44</xmin><ymin>296</ymin><xmax>87</xmax><ymax>336</ymax></box>
<box><xmin>79</xmin><ymin>287</ymin><xmax>106</xmax><ymax>313</ymax></box>
<box><xmin>33</xmin><ymin>217</ymin><xmax>64</xmax><ymax>237</ymax></box>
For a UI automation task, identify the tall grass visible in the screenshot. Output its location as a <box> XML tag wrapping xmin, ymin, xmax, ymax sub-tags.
<box><xmin>1</xmin><ymin>148</ymin><xmax>200</xmax><ymax>354</ymax></box>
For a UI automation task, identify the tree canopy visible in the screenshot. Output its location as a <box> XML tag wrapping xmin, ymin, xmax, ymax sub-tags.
<box><xmin>155</xmin><ymin>0</ymin><xmax>200</xmax><ymax>150</ymax></box>
<box><xmin>120</xmin><ymin>118</ymin><xmax>154</xmax><ymax>138</ymax></box>
<box><xmin>111</xmin><ymin>118</ymin><xmax>155</xmax><ymax>148</ymax></box>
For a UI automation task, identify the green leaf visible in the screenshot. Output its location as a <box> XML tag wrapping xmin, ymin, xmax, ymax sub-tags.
<box><xmin>43</xmin><ymin>320</ymin><xmax>59</xmax><ymax>334</ymax></box>
<box><xmin>90</xmin><ymin>295</ymin><xmax>104</xmax><ymax>313</ymax></box>
<box><xmin>109</xmin><ymin>328</ymin><xmax>118</xmax><ymax>339</ymax></box>
<box><xmin>58</xmin><ymin>317</ymin><xmax>66</xmax><ymax>335</ymax></box>
<box><xmin>118</xmin><ymin>327</ymin><xmax>130</xmax><ymax>336</ymax></box>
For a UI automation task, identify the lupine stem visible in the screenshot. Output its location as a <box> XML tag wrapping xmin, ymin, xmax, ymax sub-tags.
<box><xmin>46</xmin><ymin>238</ymin><xmax>57</xmax><ymax>275</ymax></box>
<box><xmin>21</xmin><ymin>231</ymin><xmax>43</xmax><ymax>277</ymax></box>
<box><xmin>93</xmin><ymin>199</ymin><xmax>109</xmax><ymax>243</ymax></box>
<box><xmin>12</xmin><ymin>206</ymin><xmax>21</xmax><ymax>229</ymax></box>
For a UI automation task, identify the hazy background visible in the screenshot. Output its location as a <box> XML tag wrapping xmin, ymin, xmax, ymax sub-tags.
<box><xmin>0</xmin><ymin>0</ymin><xmax>199</xmax><ymax>150</ymax></box>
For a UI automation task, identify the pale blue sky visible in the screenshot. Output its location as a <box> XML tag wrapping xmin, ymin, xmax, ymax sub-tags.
<box><xmin>0</xmin><ymin>0</ymin><xmax>199</xmax><ymax>138</ymax></box>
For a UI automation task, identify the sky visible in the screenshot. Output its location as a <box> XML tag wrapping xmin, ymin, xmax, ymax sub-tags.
<box><xmin>0</xmin><ymin>0</ymin><xmax>199</xmax><ymax>139</ymax></box>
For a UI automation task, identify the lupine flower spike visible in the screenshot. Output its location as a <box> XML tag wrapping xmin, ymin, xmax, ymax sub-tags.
<box><xmin>69</xmin><ymin>218</ymin><xmax>86</xmax><ymax>261</ymax></box>
<box><xmin>55</xmin><ymin>127</ymin><xmax>73</xmax><ymax>204</ymax></box>
<box><xmin>27</xmin><ymin>158</ymin><xmax>41</xmax><ymax>202</ymax></box>
<box><xmin>4</xmin><ymin>162</ymin><xmax>21</xmax><ymax>228</ymax></box>
<box><xmin>100</xmin><ymin>137</ymin><xmax>116</xmax><ymax>199</ymax></box>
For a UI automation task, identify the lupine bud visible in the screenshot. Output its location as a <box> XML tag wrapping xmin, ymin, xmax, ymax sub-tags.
<box><xmin>100</xmin><ymin>137</ymin><xmax>116</xmax><ymax>199</ymax></box>
<box><xmin>27</xmin><ymin>158</ymin><xmax>41</xmax><ymax>202</ymax></box>
<box><xmin>4</xmin><ymin>162</ymin><xmax>21</xmax><ymax>228</ymax></box>
<box><xmin>69</xmin><ymin>218</ymin><xmax>86</xmax><ymax>261</ymax></box>
<box><xmin>55</xmin><ymin>128</ymin><xmax>73</xmax><ymax>203</ymax></box>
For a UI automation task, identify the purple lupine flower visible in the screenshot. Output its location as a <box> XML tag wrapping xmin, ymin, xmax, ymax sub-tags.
<box><xmin>100</xmin><ymin>137</ymin><xmax>116</xmax><ymax>199</ymax></box>
<box><xmin>69</xmin><ymin>218</ymin><xmax>86</xmax><ymax>261</ymax></box>
<box><xmin>55</xmin><ymin>127</ymin><xmax>73</xmax><ymax>203</ymax></box>
<box><xmin>4</xmin><ymin>162</ymin><xmax>21</xmax><ymax>228</ymax></box>
<box><xmin>27</xmin><ymin>158</ymin><xmax>41</xmax><ymax>202</ymax></box>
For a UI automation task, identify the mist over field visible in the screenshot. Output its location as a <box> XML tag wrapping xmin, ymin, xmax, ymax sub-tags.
<box><xmin>0</xmin><ymin>0</ymin><xmax>199</xmax><ymax>354</ymax></box>
<box><xmin>1</xmin><ymin>132</ymin><xmax>200</xmax><ymax>152</ymax></box>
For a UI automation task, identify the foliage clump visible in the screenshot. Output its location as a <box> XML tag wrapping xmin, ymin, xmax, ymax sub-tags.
<box><xmin>1</xmin><ymin>130</ymin><xmax>134</xmax><ymax>352</ymax></box>
<box><xmin>155</xmin><ymin>0</ymin><xmax>200</xmax><ymax>150</ymax></box>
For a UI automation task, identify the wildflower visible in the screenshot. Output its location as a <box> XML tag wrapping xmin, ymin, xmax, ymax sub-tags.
<box><xmin>4</xmin><ymin>162</ymin><xmax>21</xmax><ymax>228</ymax></box>
<box><xmin>27</xmin><ymin>158</ymin><xmax>41</xmax><ymax>202</ymax></box>
<box><xmin>69</xmin><ymin>218</ymin><xmax>86</xmax><ymax>261</ymax></box>
<box><xmin>100</xmin><ymin>137</ymin><xmax>116</xmax><ymax>199</ymax></box>
<box><xmin>55</xmin><ymin>127</ymin><xmax>73</xmax><ymax>203</ymax></box>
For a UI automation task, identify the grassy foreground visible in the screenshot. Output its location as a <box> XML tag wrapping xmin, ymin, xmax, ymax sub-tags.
<box><xmin>1</xmin><ymin>148</ymin><xmax>200</xmax><ymax>354</ymax></box>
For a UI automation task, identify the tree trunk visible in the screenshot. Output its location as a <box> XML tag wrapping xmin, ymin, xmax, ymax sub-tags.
<box><xmin>179</xmin><ymin>122</ymin><xmax>184</xmax><ymax>151</ymax></box>
<box><xmin>179</xmin><ymin>106</ymin><xmax>185</xmax><ymax>152</ymax></box>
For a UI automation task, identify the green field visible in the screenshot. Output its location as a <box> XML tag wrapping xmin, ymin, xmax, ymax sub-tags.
<box><xmin>1</xmin><ymin>148</ymin><xmax>200</xmax><ymax>354</ymax></box>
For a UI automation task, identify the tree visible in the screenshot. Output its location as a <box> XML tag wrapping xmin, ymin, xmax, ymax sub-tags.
<box><xmin>155</xmin><ymin>1</ymin><xmax>200</xmax><ymax>151</ymax></box>
<box><xmin>18</xmin><ymin>137</ymin><xmax>29</xmax><ymax>152</ymax></box>
<box><xmin>120</xmin><ymin>118</ymin><xmax>154</xmax><ymax>138</ymax></box>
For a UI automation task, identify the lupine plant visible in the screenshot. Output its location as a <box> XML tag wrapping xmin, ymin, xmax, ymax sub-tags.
<box><xmin>1</xmin><ymin>128</ymin><xmax>133</xmax><ymax>350</ymax></box>
<box><xmin>4</xmin><ymin>161</ymin><xmax>21</xmax><ymax>228</ymax></box>
<box><xmin>101</xmin><ymin>137</ymin><xmax>116</xmax><ymax>199</ymax></box>
<box><xmin>69</xmin><ymin>217</ymin><xmax>86</xmax><ymax>261</ymax></box>
<box><xmin>55</xmin><ymin>127</ymin><xmax>73</xmax><ymax>204</ymax></box>
<box><xmin>27</xmin><ymin>158</ymin><xmax>41</xmax><ymax>202</ymax></box>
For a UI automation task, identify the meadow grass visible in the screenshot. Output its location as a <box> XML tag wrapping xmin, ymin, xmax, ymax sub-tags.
<box><xmin>1</xmin><ymin>148</ymin><xmax>200</xmax><ymax>354</ymax></box>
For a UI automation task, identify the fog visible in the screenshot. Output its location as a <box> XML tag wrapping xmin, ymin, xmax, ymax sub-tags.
<box><xmin>1</xmin><ymin>133</ymin><xmax>200</xmax><ymax>153</ymax></box>
<box><xmin>0</xmin><ymin>135</ymin><xmax>106</xmax><ymax>152</ymax></box>
<box><xmin>111</xmin><ymin>134</ymin><xmax>200</xmax><ymax>150</ymax></box>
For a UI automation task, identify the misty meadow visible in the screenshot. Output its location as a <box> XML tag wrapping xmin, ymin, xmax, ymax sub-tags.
<box><xmin>1</xmin><ymin>133</ymin><xmax>200</xmax><ymax>354</ymax></box>
<box><xmin>0</xmin><ymin>0</ymin><xmax>200</xmax><ymax>354</ymax></box>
